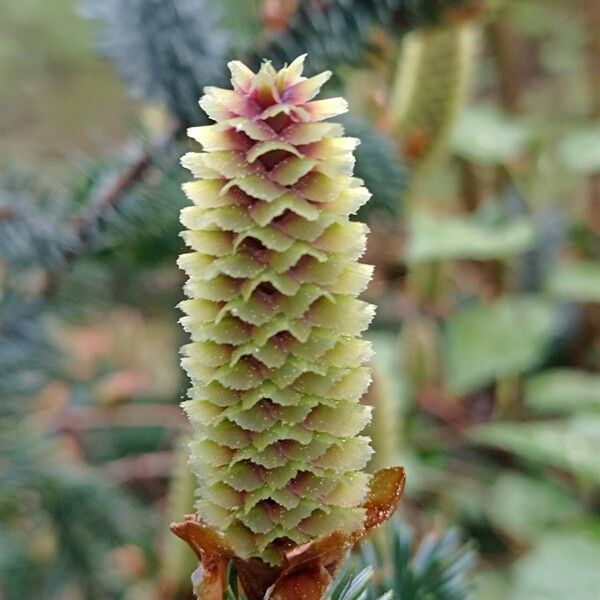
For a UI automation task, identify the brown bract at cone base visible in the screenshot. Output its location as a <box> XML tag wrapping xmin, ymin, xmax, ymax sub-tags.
<box><xmin>171</xmin><ymin>467</ymin><xmax>405</xmax><ymax>600</ymax></box>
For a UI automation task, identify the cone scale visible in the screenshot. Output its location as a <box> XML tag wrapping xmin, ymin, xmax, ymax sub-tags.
<box><xmin>178</xmin><ymin>56</ymin><xmax>377</xmax><ymax>567</ymax></box>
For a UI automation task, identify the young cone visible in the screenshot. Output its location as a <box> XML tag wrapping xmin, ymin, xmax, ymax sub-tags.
<box><xmin>177</xmin><ymin>55</ymin><xmax>375</xmax><ymax>566</ymax></box>
<box><xmin>174</xmin><ymin>58</ymin><xmax>404</xmax><ymax>600</ymax></box>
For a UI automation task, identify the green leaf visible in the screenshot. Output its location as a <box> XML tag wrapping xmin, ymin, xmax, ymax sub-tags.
<box><xmin>469</xmin><ymin>416</ymin><xmax>600</xmax><ymax>484</ymax></box>
<box><xmin>545</xmin><ymin>261</ymin><xmax>600</xmax><ymax>303</ymax></box>
<box><xmin>406</xmin><ymin>212</ymin><xmax>535</xmax><ymax>263</ymax></box>
<box><xmin>442</xmin><ymin>296</ymin><xmax>558</xmax><ymax>395</ymax></box>
<box><xmin>451</xmin><ymin>106</ymin><xmax>531</xmax><ymax>164</ymax></box>
<box><xmin>486</xmin><ymin>473</ymin><xmax>577</xmax><ymax>542</ymax></box>
<box><xmin>557</xmin><ymin>126</ymin><xmax>600</xmax><ymax>174</ymax></box>
<box><xmin>474</xmin><ymin>570</ymin><xmax>510</xmax><ymax>600</ymax></box>
<box><xmin>510</xmin><ymin>532</ymin><xmax>600</xmax><ymax>600</ymax></box>
<box><xmin>525</xmin><ymin>369</ymin><xmax>600</xmax><ymax>413</ymax></box>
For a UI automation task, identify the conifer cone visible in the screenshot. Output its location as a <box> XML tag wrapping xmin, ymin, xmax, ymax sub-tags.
<box><xmin>177</xmin><ymin>55</ymin><xmax>377</xmax><ymax>566</ymax></box>
<box><xmin>390</xmin><ymin>22</ymin><xmax>478</xmax><ymax>166</ymax></box>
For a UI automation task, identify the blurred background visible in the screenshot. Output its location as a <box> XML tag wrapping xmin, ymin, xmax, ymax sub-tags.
<box><xmin>1</xmin><ymin>0</ymin><xmax>599</xmax><ymax>598</ymax></box>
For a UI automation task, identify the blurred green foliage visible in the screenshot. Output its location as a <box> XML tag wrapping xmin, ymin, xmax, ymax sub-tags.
<box><xmin>0</xmin><ymin>0</ymin><xmax>134</xmax><ymax>173</ymax></box>
<box><xmin>1</xmin><ymin>0</ymin><xmax>599</xmax><ymax>598</ymax></box>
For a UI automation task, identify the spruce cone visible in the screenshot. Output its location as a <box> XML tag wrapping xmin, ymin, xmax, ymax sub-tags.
<box><xmin>390</xmin><ymin>22</ymin><xmax>478</xmax><ymax>165</ymax></box>
<box><xmin>177</xmin><ymin>55</ymin><xmax>377</xmax><ymax>566</ymax></box>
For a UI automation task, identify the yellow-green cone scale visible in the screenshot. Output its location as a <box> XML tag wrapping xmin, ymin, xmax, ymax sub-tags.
<box><xmin>178</xmin><ymin>56</ymin><xmax>375</xmax><ymax>565</ymax></box>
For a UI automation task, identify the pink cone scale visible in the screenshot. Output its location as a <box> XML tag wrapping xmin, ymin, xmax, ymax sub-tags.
<box><xmin>177</xmin><ymin>55</ymin><xmax>375</xmax><ymax>566</ymax></box>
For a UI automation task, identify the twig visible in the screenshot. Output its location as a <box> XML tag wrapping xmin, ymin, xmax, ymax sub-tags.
<box><xmin>43</xmin><ymin>123</ymin><xmax>183</xmax><ymax>294</ymax></box>
<box><xmin>0</xmin><ymin>207</ymin><xmax>18</xmax><ymax>221</ymax></box>
<box><xmin>102</xmin><ymin>450</ymin><xmax>173</xmax><ymax>483</ymax></box>
<box><xmin>47</xmin><ymin>404</ymin><xmax>187</xmax><ymax>432</ymax></box>
<box><xmin>487</xmin><ymin>14</ymin><xmax>523</xmax><ymax>114</ymax></box>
